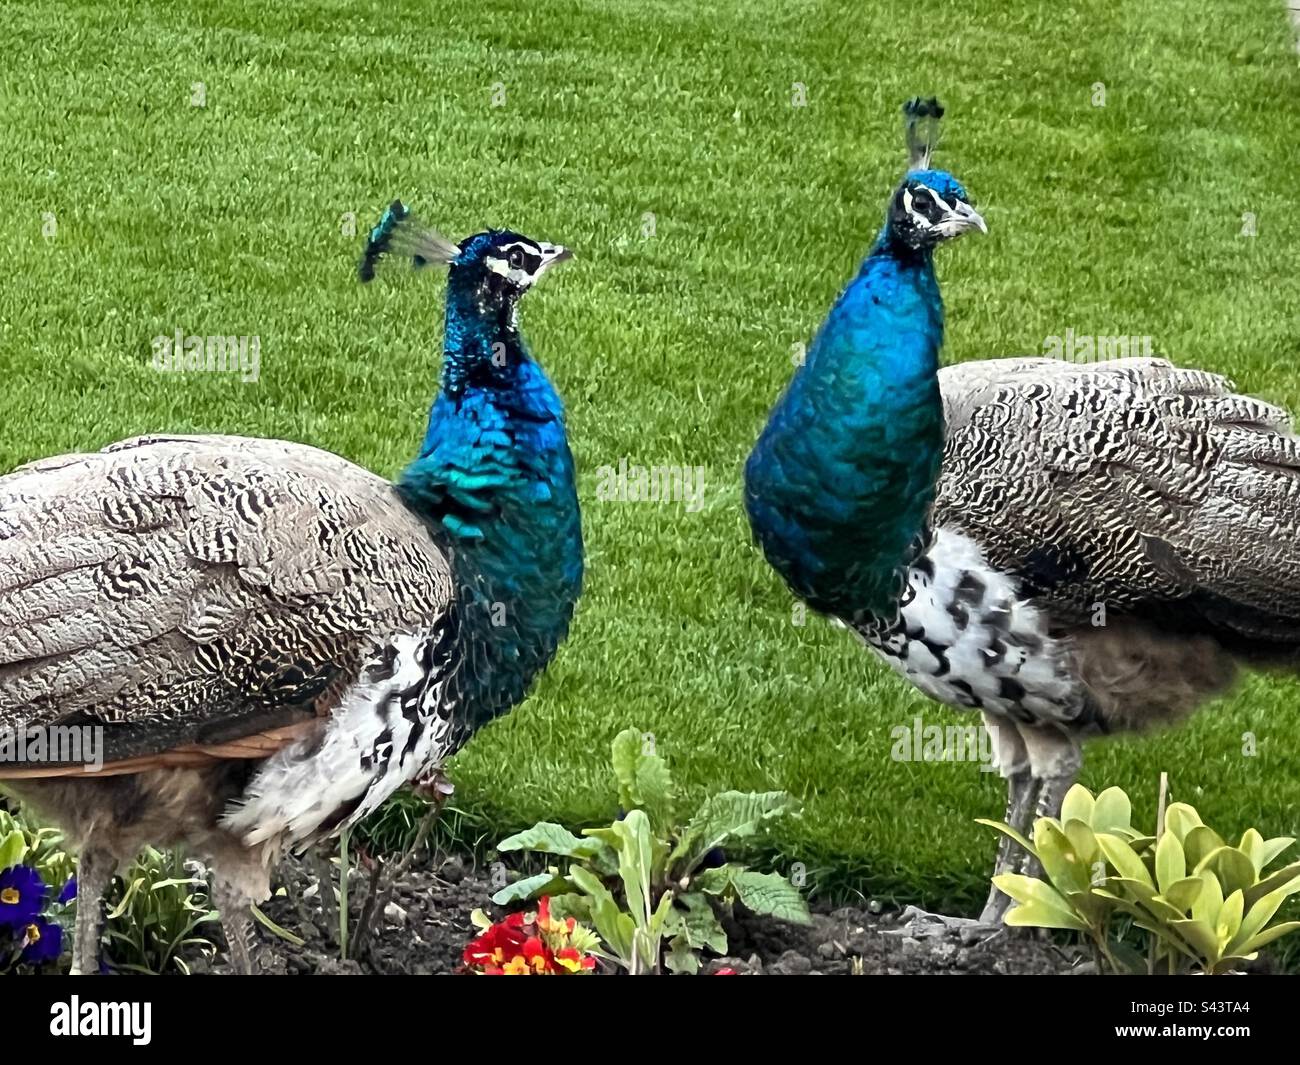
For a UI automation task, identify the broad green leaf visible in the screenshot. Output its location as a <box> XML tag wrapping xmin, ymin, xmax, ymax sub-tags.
<box><xmin>490</xmin><ymin>871</ymin><xmax>573</xmax><ymax>906</ymax></box>
<box><xmin>0</xmin><ymin>829</ymin><xmax>26</xmax><ymax>871</ymax></box>
<box><xmin>992</xmin><ymin>873</ymin><xmax>1075</xmax><ymax>915</ymax></box>
<box><xmin>1195</xmin><ymin>846</ymin><xmax>1256</xmax><ymax>897</ymax></box>
<box><xmin>1184</xmin><ymin>825</ymin><xmax>1226</xmax><ymax>869</ymax></box>
<box><xmin>664</xmin><ymin>934</ymin><xmax>701</xmax><ymax>974</ymax></box>
<box><xmin>1130</xmin><ymin>916</ymin><xmax>1201</xmax><ymax>964</ymax></box>
<box><xmin>1163</xmin><ymin>876</ymin><xmax>1204</xmax><ymax>913</ymax></box>
<box><xmin>1257</xmin><ymin>837</ymin><xmax>1296</xmax><ymax>873</ymax></box>
<box><xmin>730</xmin><ymin>870</ymin><xmax>810</xmax><ymax>924</ymax></box>
<box><xmin>1112</xmin><ymin>878</ymin><xmax>1186</xmax><ymax>923</ymax></box>
<box><xmin>1163</xmin><ymin>802</ymin><xmax>1202</xmax><ymax>845</ymax></box>
<box><xmin>1243</xmin><ymin>862</ymin><xmax>1300</xmax><ymax>907</ymax></box>
<box><xmin>1155</xmin><ymin>832</ymin><xmax>1186</xmax><ymax>895</ymax></box>
<box><xmin>671</xmin><ymin>791</ymin><xmax>796</xmax><ymax>871</ymax></box>
<box><xmin>608</xmin><ymin>810</ymin><xmax>656</xmax><ymax>926</ymax></box>
<box><xmin>671</xmin><ymin>890</ymin><xmax>729</xmax><ymax>953</ymax></box>
<box><xmin>497</xmin><ymin>822</ymin><xmax>613</xmax><ymax>862</ymax></box>
<box><xmin>611</xmin><ymin>728</ymin><xmax>644</xmax><ymax>811</ymax></box>
<box><xmin>610</xmin><ymin>728</ymin><xmax>675</xmax><ymax>832</ymax></box>
<box><xmin>1216</xmin><ymin>889</ymin><xmax>1245</xmax><ymax>945</ymax></box>
<box><xmin>1094</xmin><ymin>887</ymin><xmax>1148</xmax><ymax>920</ymax></box>
<box><xmin>1109</xmin><ymin>940</ymin><xmax>1150</xmax><ymax>975</ymax></box>
<box><xmin>1060</xmin><ymin>784</ymin><xmax>1095</xmax><ymax>825</ymax></box>
<box><xmin>1062</xmin><ymin>819</ymin><xmax>1099</xmax><ymax>866</ymax></box>
<box><xmin>1191</xmin><ymin>870</ymin><xmax>1224</xmax><ymax>926</ymax></box>
<box><xmin>1097</xmin><ymin>833</ymin><xmax>1153</xmax><ymax>889</ymax></box>
<box><xmin>692</xmin><ymin>863</ymin><xmax>742</xmax><ymax>896</ymax></box>
<box><xmin>1236</xmin><ymin>920</ymin><xmax>1300</xmax><ymax>954</ymax></box>
<box><xmin>569</xmin><ymin>865</ymin><xmax>635</xmax><ymax>965</ymax></box>
<box><xmin>1092</xmin><ymin>787</ymin><xmax>1132</xmax><ymax>834</ymax></box>
<box><xmin>974</xmin><ymin>818</ymin><xmax>1039</xmax><ymax>860</ymax></box>
<box><xmin>1064</xmin><ymin>889</ymin><xmax>1113</xmax><ymax>926</ymax></box>
<box><xmin>1034</xmin><ymin>819</ymin><xmax>1091</xmax><ymax>895</ymax></box>
<box><xmin>1003</xmin><ymin>898</ymin><xmax>1086</xmax><ymax>931</ymax></box>
<box><xmin>646</xmin><ymin>886</ymin><xmax>677</xmax><ymax>938</ymax></box>
<box><xmin>1228</xmin><ymin>888</ymin><xmax>1288</xmax><ymax>954</ymax></box>
<box><xmin>1239</xmin><ymin>828</ymin><xmax>1265</xmax><ymax>870</ymax></box>
<box><xmin>1169</xmin><ymin>917</ymin><xmax>1219</xmax><ymax>964</ymax></box>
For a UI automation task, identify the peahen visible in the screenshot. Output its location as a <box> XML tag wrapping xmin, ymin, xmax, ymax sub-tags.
<box><xmin>745</xmin><ymin>99</ymin><xmax>1300</xmax><ymax>929</ymax></box>
<box><xmin>0</xmin><ymin>204</ymin><xmax>582</xmax><ymax>972</ymax></box>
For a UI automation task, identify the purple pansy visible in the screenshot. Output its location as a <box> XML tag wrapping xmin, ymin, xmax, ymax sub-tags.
<box><xmin>57</xmin><ymin>876</ymin><xmax>77</xmax><ymax>905</ymax></box>
<box><xmin>0</xmin><ymin>866</ymin><xmax>46</xmax><ymax>928</ymax></box>
<box><xmin>19</xmin><ymin>916</ymin><xmax>62</xmax><ymax>965</ymax></box>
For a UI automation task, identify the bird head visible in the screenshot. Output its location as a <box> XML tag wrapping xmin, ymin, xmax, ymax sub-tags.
<box><xmin>359</xmin><ymin>203</ymin><xmax>572</xmax><ymax>313</ymax></box>
<box><xmin>884</xmin><ymin>98</ymin><xmax>986</xmax><ymax>252</ymax></box>
<box><xmin>450</xmin><ymin>231</ymin><xmax>573</xmax><ymax>312</ymax></box>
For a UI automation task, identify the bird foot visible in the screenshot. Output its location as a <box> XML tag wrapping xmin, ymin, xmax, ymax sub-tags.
<box><xmin>887</xmin><ymin>905</ymin><xmax>1004</xmax><ymax>945</ymax></box>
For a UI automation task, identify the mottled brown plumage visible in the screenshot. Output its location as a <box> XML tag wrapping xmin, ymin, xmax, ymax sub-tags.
<box><xmin>0</xmin><ymin>433</ymin><xmax>459</xmax><ymax>972</ymax></box>
<box><xmin>0</xmin><ymin>434</ymin><xmax>452</xmax><ymax>763</ymax></box>
<box><xmin>898</xmin><ymin>355</ymin><xmax>1300</xmax><ymax>926</ymax></box>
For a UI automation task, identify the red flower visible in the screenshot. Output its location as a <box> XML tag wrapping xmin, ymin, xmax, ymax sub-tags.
<box><xmin>463</xmin><ymin>897</ymin><xmax>598</xmax><ymax>975</ymax></box>
<box><xmin>463</xmin><ymin>916</ymin><xmax>529</xmax><ymax>971</ymax></box>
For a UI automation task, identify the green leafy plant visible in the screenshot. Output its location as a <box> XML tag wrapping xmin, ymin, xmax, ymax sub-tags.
<box><xmin>102</xmin><ymin>848</ymin><xmax>220</xmax><ymax>975</ymax></box>
<box><xmin>0</xmin><ymin>807</ymin><xmax>76</xmax><ymax>895</ymax></box>
<box><xmin>981</xmin><ymin>784</ymin><xmax>1300</xmax><ymax>974</ymax></box>
<box><xmin>492</xmin><ymin>728</ymin><xmax>810</xmax><ymax>974</ymax></box>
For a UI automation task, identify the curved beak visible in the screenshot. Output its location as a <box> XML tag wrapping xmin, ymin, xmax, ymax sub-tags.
<box><xmin>940</xmin><ymin>201</ymin><xmax>987</xmax><ymax>237</ymax></box>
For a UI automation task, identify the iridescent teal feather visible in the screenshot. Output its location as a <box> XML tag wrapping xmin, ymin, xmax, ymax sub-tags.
<box><xmin>383</xmin><ymin>220</ymin><xmax>583</xmax><ymax>734</ymax></box>
<box><xmin>744</xmin><ymin>102</ymin><xmax>981</xmax><ymax>624</ymax></box>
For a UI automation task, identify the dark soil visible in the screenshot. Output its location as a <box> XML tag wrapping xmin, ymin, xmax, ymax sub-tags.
<box><xmin>188</xmin><ymin>851</ymin><xmax>1091</xmax><ymax>975</ymax></box>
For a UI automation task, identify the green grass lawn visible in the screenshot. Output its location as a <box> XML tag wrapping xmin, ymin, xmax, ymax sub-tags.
<box><xmin>3</xmin><ymin>0</ymin><xmax>1300</xmax><ymax>920</ymax></box>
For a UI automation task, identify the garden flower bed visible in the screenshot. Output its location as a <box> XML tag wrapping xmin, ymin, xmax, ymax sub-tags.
<box><xmin>180</xmin><ymin>850</ymin><xmax>1087</xmax><ymax>976</ymax></box>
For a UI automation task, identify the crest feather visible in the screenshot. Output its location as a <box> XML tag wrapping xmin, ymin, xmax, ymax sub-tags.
<box><xmin>902</xmin><ymin>97</ymin><xmax>945</xmax><ymax>172</ymax></box>
<box><xmin>358</xmin><ymin>200</ymin><xmax>461</xmax><ymax>282</ymax></box>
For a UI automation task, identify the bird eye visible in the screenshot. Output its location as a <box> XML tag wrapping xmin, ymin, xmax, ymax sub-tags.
<box><xmin>507</xmin><ymin>248</ymin><xmax>524</xmax><ymax>269</ymax></box>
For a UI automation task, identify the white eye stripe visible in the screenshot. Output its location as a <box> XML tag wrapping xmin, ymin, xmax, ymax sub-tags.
<box><xmin>904</xmin><ymin>184</ymin><xmax>957</xmax><ymax>228</ymax></box>
<box><xmin>483</xmin><ymin>257</ymin><xmax>534</xmax><ymax>283</ymax></box>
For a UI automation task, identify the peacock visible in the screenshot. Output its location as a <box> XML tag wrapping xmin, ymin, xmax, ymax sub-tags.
<box><xmin>744</xmin><ymin>99</ymin><xmax>1300</xmax><ymax>929</ymax></box>
<box><xmin>0</xmin><ymin>203</ymin><xmax>582</xmax><ymax>972</ymax></box>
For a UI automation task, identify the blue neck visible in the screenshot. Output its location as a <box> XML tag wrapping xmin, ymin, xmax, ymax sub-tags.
<box><xmin>397</xmin><ymin>277</ymin><xmax>583</xmax><ymax>731</ymax></box>
<box><xmin>744</xmin><ymin>231</ymin><xmax>945</xmax><ymax>621</ymax></box>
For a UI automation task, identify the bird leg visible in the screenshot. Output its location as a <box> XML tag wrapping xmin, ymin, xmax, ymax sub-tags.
<box><xmin>70</xmin><ymin>844</ymin><xmax>115</xmax><ymax>976</ymax></box>
<box><xmin>206</xmin><ymin>843</ymin><xmax>272</xmax><ymax>976</ymax></box>
<box><xmin>978</xmin><ymin>766</ymin><xmax>1040</xmax><ymax>925</ymax></box>
<box><xmin>309</xmin><ymin>845</ymin><xmax>338</xmax><ymax>945</ymax></box>
<box><xmin>889</xmin><ymin>716</ymin><xmax>1029</xmax><ymax>940</ymax></box>
<box><xmin>1016</xmin><ymin>725</ymin><xmax>1082</xmax><ymax>881</ymax></box>
<box><xmin>351</xmin><ymin>770</ymin><xmax>452</xmax><ymax>962</ymax></box>
<box><xmin>211</xmin><ymin>876</ymin><xmax>259</xmax><ymax>976</ymax></box>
